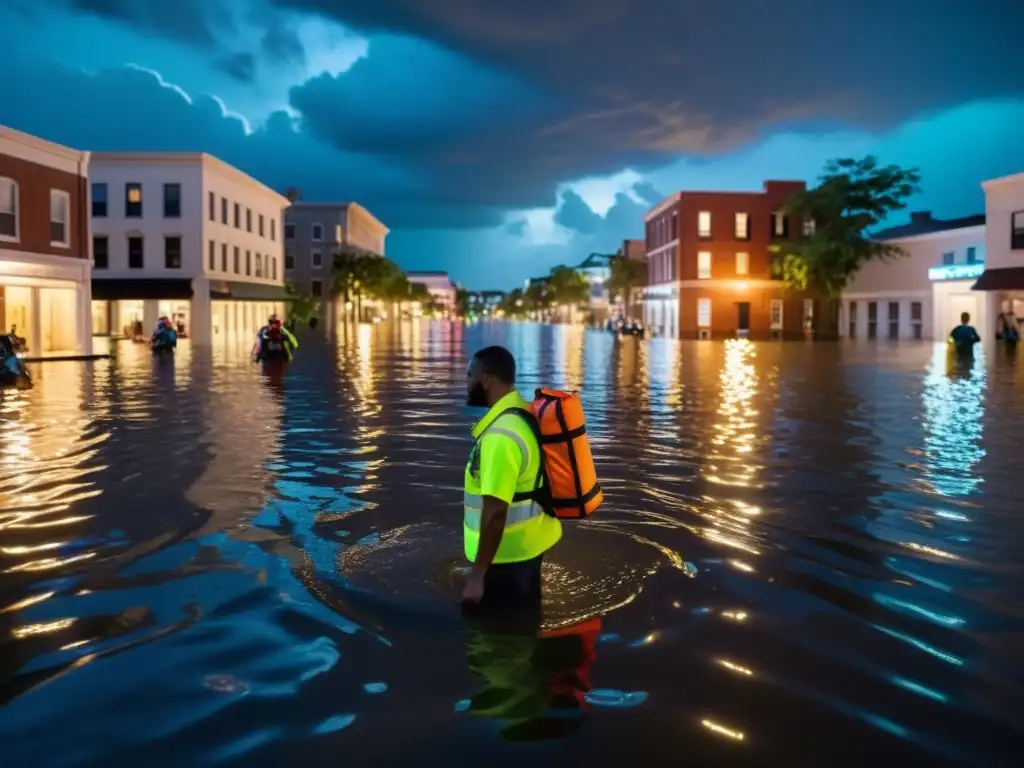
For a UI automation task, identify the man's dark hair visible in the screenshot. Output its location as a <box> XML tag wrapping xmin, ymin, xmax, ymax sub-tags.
<box><xmin>473</xmin><ymin>346</ymin><xmax>516</xmax><ymax>384</ymax></box>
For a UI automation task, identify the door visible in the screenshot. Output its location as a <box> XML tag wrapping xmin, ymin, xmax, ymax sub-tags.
<box><xmin>736</xmin><ymin>302</ymin><xmax>750</xmax><ymax>335</ymax></box>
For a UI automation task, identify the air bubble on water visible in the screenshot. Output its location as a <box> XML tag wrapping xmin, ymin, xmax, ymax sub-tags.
<box><xmin>584</xmin><ymin>689</ymin><xmax>649</xmax><ymax>708</ymax></box>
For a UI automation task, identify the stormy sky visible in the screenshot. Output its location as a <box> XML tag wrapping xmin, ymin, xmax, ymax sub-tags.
<box><xmin>1</xmin><ymin>0</ymin><xmax>1022</xmax><ymax>288</ymax></box>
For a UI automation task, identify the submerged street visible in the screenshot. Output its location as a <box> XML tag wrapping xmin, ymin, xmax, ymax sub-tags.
<box><xmin>0</xmin><ymin>322</ymin><xmax>1022</xmax><ymax>766</ymax></box>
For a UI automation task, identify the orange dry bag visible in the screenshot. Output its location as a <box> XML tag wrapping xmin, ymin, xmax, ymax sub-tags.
<box><xmin>528</xmin><ymin>388</ymin><xmax>603</xmax><ymax>519</ymax></box>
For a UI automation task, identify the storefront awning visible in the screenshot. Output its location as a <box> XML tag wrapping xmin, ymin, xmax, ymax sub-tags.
<box><xmin>92</xmin><ymin>279</ymin><xmax>193</xmax><ymax>300</ymax></box>
<box><xmin>209</xmin><ymin>281</ymin><xmax>290</xmax><ymax>301</ymax></box>
<box><xmin>972</xmin><ymin>267</ymin><xmax>1024</xmax><ymax>291</ymax></box>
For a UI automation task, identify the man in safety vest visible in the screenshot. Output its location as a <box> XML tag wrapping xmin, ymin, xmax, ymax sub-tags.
<box><xmin>462</xmin><ymin>346</ymin><xmax>562</xmax><ymax>609</ymax></box>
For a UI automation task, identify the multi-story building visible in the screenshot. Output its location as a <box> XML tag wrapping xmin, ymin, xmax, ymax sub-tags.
<box><xmin>283</xmin><ymin>202</ymin><xmax>389</xmax><ymax>301</ymax></box>
<box><xmin>0</xmin><ymin>124</ymin><xmax>93</xmax><ymax>356</ymax></box>
<box><xmin>618</xmin><ymin>238</ymin><xmax>645</xmax><ymax>261</ymax></box>
<box><xmin>89</xmin><ymin>153</ymin><xmax>289</xmax><ymax>346</ymax></box>
<box><xmin>642</xmin><ymin>180</ymin><xmax>814</xmax><ymax>340</ymax></box>
<box><xmin>974</xmin><ymin>172</ymin><xmax>1024</xmax><ymax>340</ymax></box>
<box><xmin>841</xmin><ymin>212</ymin><xmax>986</xmax><ymax>342</ymax></box>
<box><xmin>576</xmin><ymin>253</ymin><xmax>614</xmax><ymax>324</ymax></box>
<box><xmin>406</xmin><ymin>271</ymin><xmax>457</xmax><ymax>315</ymax></box>
<box><xmin>467</xmin><ymin>290</ymin><xmax>504</xmax><ymax>317</ymax></box>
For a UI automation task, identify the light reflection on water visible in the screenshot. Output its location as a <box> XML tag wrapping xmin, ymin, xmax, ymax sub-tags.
<box><xmin>0</xmin><ymin>325</ymin><xmax>1022</xmax><ymax>766</ymax></box>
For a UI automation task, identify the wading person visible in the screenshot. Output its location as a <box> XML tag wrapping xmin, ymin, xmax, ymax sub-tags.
<box><xmin>462</xmin><ymin>346</ymin><xmax>562</xmax><ymax>611</ymax></box>
<box><xmin>949</xmin><ymin>311</ymin><xmax>981</xmax><ymax>358</ymax></box>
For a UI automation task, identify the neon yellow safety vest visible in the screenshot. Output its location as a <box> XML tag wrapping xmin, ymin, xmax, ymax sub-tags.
<box><xmin>464</xmin><ymin>391</ymin><xmax>562</xmax><ymax>564</ymax></box>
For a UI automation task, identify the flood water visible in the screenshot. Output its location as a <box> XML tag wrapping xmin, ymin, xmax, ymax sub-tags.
<box><xmin>1</xmin><ymin>322</ymin><xmax>1022</xmax><ymax>766</ymax></box>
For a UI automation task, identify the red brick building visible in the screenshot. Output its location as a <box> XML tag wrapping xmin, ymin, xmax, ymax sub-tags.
<box><xmin>642</xmin><ymin>180</ymin><xmax>817</xmax><ymax>340</ymax></box>
<box><xmin>0</xmin><ymin>124</ymin><xmax>93</xmax><ymax>355</ymax></box>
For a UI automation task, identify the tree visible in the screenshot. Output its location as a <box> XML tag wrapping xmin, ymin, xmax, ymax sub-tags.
<box><xmin>548</xmin><ymin>265</ymin><xmax>590</xmax><ymax>307</ymax></box>
<box><xmin>773</xmin><ymin>156</ymin><xmax>921</xmax><ymax>337</ymax></box>
<box><xmin>606</xmin><ymin>256</ymin><xmax>647</xmax><ymax>321</ymax></box>
<box><xmin>284</xmin><ymin>282</ymin><xmax>320</xmax><ymax>328</ymax></box>
<box><xmin>455</xmin><ymin>288</ymin><xmax>471</xmax><ymax>317</ymax></box>
<box><xmin>499</xmin><ymin>288</ymin><xmax>529</xmax><ymax>319</ymax></box>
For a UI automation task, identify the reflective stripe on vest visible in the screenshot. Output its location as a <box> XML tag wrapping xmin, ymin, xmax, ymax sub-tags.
<box><xmin>463</xmin><ymin>492</ymin><xmax>543</xmax><ymax>530</ymax></box>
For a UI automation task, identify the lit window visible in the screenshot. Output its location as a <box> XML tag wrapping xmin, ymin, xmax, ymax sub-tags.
<box><xmin>734</xmin><ymin>212</ymin><xmax>749</xmax><ymax>240</ymax></box>
<box><xmin>335</xmin><ymin>224</ymin><xmax>343</xmax><ymax>242</ymax></box>
<box><xmin>125</xmin><ymin>183</ymin><xmax>143</xmax><ymax>217</ymax></box>
<box><xmin>770</xmin><ymin>299</ymin><xmax>783</xmax><ymax>329</ymax></box>
<box><xmin>698</xmin><ymin>211</ymin><xmax>712</xmax><ymax>239</ymax></box>
<box><xmin>0</xmin><ymin>177</ymin><xmax>19</xmax><ymax>240</ymax></box>
<box><xmin>697</xmin><ymin>298</ymin><xmax>712</xmax><ymax>327</ymax></box>
<box><xmin>698</xmin><ymin>251</ymin><xmax>712</xmax><ymax>279</ymax></box>
<box><xmin>772</xmin><ymin>211</ymin><xmax>786</xmax><ymax>237</ymax></box>
<box><xmin>50</xmin><ymin>189</ymin><xmax>70</xmax><ymax>246</ymax></box>
<box><xmin>735</xmin><ymin>252</ymin><xmax>749</xmax><ymax>276</ymax></box>
<box><xmin>312</xmin><ymin>223</ymin><xmax>323</xmax><ymax>242</ymax></box>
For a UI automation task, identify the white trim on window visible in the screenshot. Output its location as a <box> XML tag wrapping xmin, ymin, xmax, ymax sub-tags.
<box><xmin>50</xmin><ymin>189</ymin><xmax>71</xmax><ymax>248</ymax></box>
<box><xmin>0</xmin><ymin>177</ymin><xmax>19</xmax><ymax>243</ymax></box>
<box><xmin>697</xmin><ymin>251</ymin><xmax>712</xmax><ymax>279</ymax></box>
<box><xmin>735</xmin><ymin>252</ymin><xmax>749</xmax><ymax>276</ymax></box>
<box><xmin>311</xmin><ymin>223</ymin><xmax>323</xmax><ymax>242</ymax></box>
<box><xmin>697</xmin><ymin>297</ymin><xmax>712</xmax><ymax>328</ymax></box>
<box><xmin>698</xmin><ymin>211</ymin><xmax>712</xmax><ymax>239</ymax></box>
<box><xmin>311</xmin><ymin>250</ymin><xmax>323</xmax><ymax>269</ymax></box>
<box><xmin>734</xmin><ymin>212</ymin><xmax>749</xmax><ymax>240</ymax></box>
<box><xmin>770</xmin><ymin>298</ymin><xmax>783</xmax><ymax>329</ymax></box>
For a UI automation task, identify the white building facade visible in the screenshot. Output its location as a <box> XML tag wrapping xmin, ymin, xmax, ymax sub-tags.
<box><xmin>90</xmin><ymin>153</ymin><xmax>290</xmax><ymax>346</ymax></box>
<box><xmin>841</xmin><ymin>213</ymin><xmax>987</xmax><ymax>342</ymax></box>
<box><xmin>0</xmin><ymin>125</ymin><xmax>93</xmax><ymax>357</ymax></box>
<box><xmin>406</xmin><ymin>271</ymin><xmax>457</xmax><ymax>315</ymax></box>
<box><xmin>975</xmin><ymin>172</ymin><xmax>1024</xmax><ymax>342</ymax></box>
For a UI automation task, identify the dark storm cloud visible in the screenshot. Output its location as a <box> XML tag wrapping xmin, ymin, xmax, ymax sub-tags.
<box><xmin>261</xmin><ymin>26</ymin><xmax>305</xmax><ymax>67</ymax></box>
<box><xmin>69</xmin><ymin>0</ymin><xmax>226</xmax><ymax>49</ymax></box>
<box><xmin>217</xmin><ymin>53</ymin><xmax>257</xmax><ymax>83</ymax></box>
<box><xmin>277</xmin><ymin>0</ymin><xmax>1024</xmax><ymax>145</ymax></box>
<box><xmin>0</xmin><ymin>59</ymin><xmax>506</xmax><ymax>230</ymax></box>
<box><xmin>553</xmin><ymin>190</ymin><xmax>602</xmax><ymax>235</ymax></box>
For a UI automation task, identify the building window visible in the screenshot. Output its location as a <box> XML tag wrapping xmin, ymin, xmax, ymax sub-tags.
<box><xmin>271</xmin><ymin>219</ymin><xmax>277</xmax><ymax>242</ymax></box>
<box><xmin>1012</xmin><ymin>211</ymin><xmax>1024</xmax><ymax>250</ymax></box>
<box><xmin>221</xmin><ymin>197</ymin><xmax>228</xmax><ymax>224</ymax></box>
<box><xmin>312</xmin><ymin>223</ymin><xmax>323</xmax><ymax>241</ymax></box>
<box><xmin>735</xmin><ymin>252</ymin><xmax>749</xmax><ymax>276</ymax></box>
<box><xmin>285</xmin><ymin>223</ymin><xmax>295</xmax><ymax>239</ymax></box>
<box><xmin>163</xmin><ymin>183</ymin><xmax>181</xmax><ymax>218</ymax></box>
<box><xmin>770</xmin><ymin>299</ymin><xmax>783</xmax><ymax>329</ymax></box>
<box><xmin>312</xmin><ymin>280</ymin><xmax>323</xmax><ymax>297</ymax></box>
<box><xmin>128</xmin><ymin>236</ymin><xmax>144</xmax><ymax>269</ymax></box>
<box><xmin>233</xmin><ymin>246</ymin><xmax>240</xmax><ymax>274</ymax></box>
<box><xmin>255</xmin><ymin>253</ymin><xmax>262</xmax><ymax>277</ymax></box>
<box><xmin>258</xmin><ymin>214</ymin><xmax>265</xmax><ymax>237</ymax></box>
<box><xmin>698</xmin><ymin>211</ymin><xmax>712</xmax><ymax>239</ymax></box>
<box><xmin>125</xmin><ymin>183</ymin><xmax>143</xmax><ymax>217</ymax></box>
<box><xmin>803</xmin><ymin>299</ymin><xmax>814</xmax><ymax>331</ymax></box>
<box><xmin>165</xmin><ymin>236</ymin><xmax>182</xmax><ymax>269</ymax></box>
<box><xmin>50</xmin><ymin>190</ymin><xmax>70</xmax><ymax>246</ymax></box>
<box><xmin>697</xmin><ymin>251</ymin><xmax>712</xmax><ymax>279</ymax></box>
<box><xmin>803</xmin><ymin>217</ymin><xmax>816</xmax><ymax>236</ymax></box>
<box><xmin>246</xmin><ymin>208</ymin><xmax>252</xmax><ymax>232</ymax></box>
<box><xmin>208</xmin><ymin>191</ymin><xmax>215</xmax><ymax>221</ymax></box>
<box><xmin>246</xmin><ymin>250</ymin><xmax>252</xmax><ymax>276</ymax></box>
<box><xmin>208</xmin><ymin>239</ymin><xmax>216</xmax><ymax>271</ymax></box>
<box><xmin>312</xmin><ymin>250</ymin><xmax>322</xmax><ymax>269</ymax></box>
<box><xmin>734</xmin><ymin>212</ymin><xmax>750</xmax><ymax>240</ymax></box>
<box><xmin>670</xmin><ymin>211</ymin><xmax>678</xmax><ymax>240</ymax></box>
<box><xmin>697</xmin><ymin>298</ymin><xmax>711</xmax><ymax>328</ymax></box>
<box><xmin>0</xmin><ymin>178</ymin><xmax>18</xmax><ymax>240</ymax></box>
<box><xmin>221</xmin><ymin>243</ymin><xmax>228</xmax><ymax>272</ymax></box>
<box><xmin>771</xmin><ymin>211</ymin><xmax>788</xmax><ymax>239</ymax></box>
<box><xmin>271</xmin><ymin>257</ymin><xmax>277</xmax><ymax>281</ymax></box>
<box><xmin>849</xmin><ymin>301</ymin><xmax>857</xmax><ymax>338</ymax></box>
<box><xmin>93</xmin><ymin>235</ymin><xmax>109</xmax><ymax>269</ymax></box>
<box><xmin>234</xmin><ymin>203</ymin><xmax>241</xmax><ymax>228</ymax></box>
<box><xmin>867</xmin><ymin>301</ymin><xmax>878</xmax><ymax>339</ymax></box>
<box><xmin>942</xmin><ymin>251</ymin><xmax>954</xmax><ymax>265</ymax></box>
<box><xmin>92</xmin><ymin>183</ymin><xmax>108</xmax><ymax>217</ymax></box>
<box><xmin>911</xmin><ymin>301</ymin><xmax>923</xmax><ymax>340</ymax></box>
<box><xmin>888</xmin><ymin>301</ymin><xmax>899</xmax><ymax>339</ymax></box>
<box><xmin>966</xmin><ymin>246</ymin><xmax>978</xmax><ymax>264</ymax></box>
<box><xmin>285</xmin><ymin>252</ymin><xmax>294</xmax><ymax>270</ymax></box>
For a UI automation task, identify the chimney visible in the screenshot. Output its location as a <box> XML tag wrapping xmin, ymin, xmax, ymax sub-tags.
<box><xmin>910</xmin><ymin>211</ymin><xmax>932</xmax><ymax>224</ymax></box>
